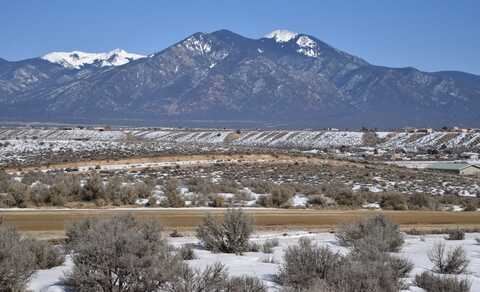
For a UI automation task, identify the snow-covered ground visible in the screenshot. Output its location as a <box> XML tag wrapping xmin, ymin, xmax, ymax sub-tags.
<box><xmin>1</xmin><ymin>128</ymin><xmax>478</xmax><ymax>151</ymax></box>
<box><xmin>27</xmin><ymin>232</ymin><xmax>480</xmax><ymax>291</ymax></box>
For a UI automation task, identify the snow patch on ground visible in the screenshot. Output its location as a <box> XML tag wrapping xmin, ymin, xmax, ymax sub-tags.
<box><xmin>28</xmin><ymin>232</ymin><xmax>480</xmax><ymax>291</ymax></box>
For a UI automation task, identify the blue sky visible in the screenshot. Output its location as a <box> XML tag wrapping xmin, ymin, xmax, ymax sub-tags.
<box><xmin>1</xmin><ymin>0</ymin><xmax>479</xmax><ymax>74</ymax></box>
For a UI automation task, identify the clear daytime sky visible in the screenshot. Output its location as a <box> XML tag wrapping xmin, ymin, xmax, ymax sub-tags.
<box><xmin>1</xmin><ymin>0</ymin><xmax>479</xmax><ymax>74</ymax></box>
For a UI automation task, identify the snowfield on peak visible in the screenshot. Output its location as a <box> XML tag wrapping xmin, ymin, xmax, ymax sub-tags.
<box><xmin>296</xmin><ymin>36</ymin><xmax>316</xmax><ymax>48</ymax></box>
<box><xmin>41</xmin><ymin>49</ymin><xmax>146</xmax><ymax>69</ymax></box>
<box><xmin>264</xmin><ymin>29</ymin><xmax>298</xmax><ymax>43</ymax></box>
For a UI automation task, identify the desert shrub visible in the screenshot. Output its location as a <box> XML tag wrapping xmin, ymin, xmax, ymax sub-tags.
<box><xmin>6</xmin><ymin>181</ymin><xmax>30</xmax><ymax>208</ymax></box>
<box><xmin>336</xmin><ymin>215</ymin><xmax>404</xmax><ymax>252</ymax></box>
<box><xmin>0</xmin><ymin>223</ymin><xmax>36</xmax><ymax>291</ymax></box>
<box><xmin>30</xmin><ymin>183</ymin><xmax>51</xmax><ymax>206</ymax></box>
<box><xmin>249</xmin><ymin>242</ymin><xmax>261</xmax><ymax>252</ymax></box>
<box><xmin>463</xmin><ymin>201</ymin><xmax>478</xmax><ymax>212</ymax></box>
<box><xmin>277</xmin><ymin>237</ymin><xmax>342</xmax><ymax>289</ymax></box>
<box><xmin>348</xmin><ymin>240</ymin><xmax>413</xmax><ymax>288</ymax></box>
<box><xmin>46</xmin><ymin>183</ymin><xmax>67</xmax><ymax>206</ymax></box>
<box><xmin>196</xmin><ymin>209</ymin><xmax>253</xmax><ymax>254</ymax></box>
<box><xmin>387</xmin><ymin>254</ymin><xmax>414</xmax><ymax>279</ymax></box>
<box><xmin>186</xmin><ymin>177</ymin><xmax>218</xmax><ymax>196</ymax></box>
<box><xmin>26</xmin><ymin>239</ymin><xmax>64</xmax><ymax>269</ymax></box>
<box><xmin>428</xmin><ymin>243</ymin><xmax>469</xmax><ymax>274</ymax></box>
<box><xmin>241</xmin><ymin>179</ymin><xmax>274</xmax><ymax>194</ymax></box>
<box><xmin>270</xmin><ymin>185</ymin><xmax>295</xmax><ymax>208</ymax></box>
<box><xmin>260</xmin><ymin>255</ymin><xmax>276</xmax><ymax>264</ymax></box>
<box><xmin>19</xmin><ymin>171</ymin><xmax>46</xmax><ymax>186</ymax></box>
<box><xmin>331</xmin><ymin>189</ymin><xmax>362</xmax><ymax>207</ymax></box>
<box><xmin>208</xmin><ymin>194</ymin><xmax>225</xmax><ymax>208</ymax></box>
<box><xmin>408</xmin><ymin>192</ymin><xmax>436</xmax><ymax>210</ymax></box>
<box><xmin>380</xmin><ymin>192</ymin><xmax>408</xmax><ymax>210</ymax></box>
<box><xmin>321</xmin><ymin>183</ymin><xmax>363</xmax><ymax>207</ymax></box>
<box><xmin>278</xmin><ymin>236</ymin><xmax>410</xmax><ymax>292</ymax></box>
<box><xmin>0</xmin><ymin>171</ymin><xmax>12</xmax><ymax>193</ymax></box>
<box><xmin>233</xmin><ymin>190</ymin><xmax>254</xmax><ymax>202</ymax></box>
<box><xmin>163</xmin><ymin>178</ymin><xmax>185</xmax><ymax>207</ymax></box>
<box><xmin>414</xmin><ymin>271</ymin><xmax>471</xmax><ymax>292</ymax></box>
<box><xmin>307</xmin><ymin>195</ymin><xmax>330</xmax><ymax>208</ymax></box>
<box><xmin>116</xmin><ymin>184</ymin><xmax>142</xmax><ymax>205</ymax></box>
<box><xmin>0</xmin><ymin>192</ymin><xmax>16</xmax><ymax>208</ymax></box>
<box><xmin>186</xmin><ymin>178</ymin><xmax>239</xmax><ymax>197</ymax></box>
<box><xmin>405</xmin><ymin>227</ymin><xmax>480</xmax><ymax>236</ymax></box>
<box><xmin>104</xmin><ymin>176</ymin><xmax>123</xmax><ymax>199</ymax></box>
<box><xmin>146</xmin><ymin>196</ymin><xmax>158</xmax><ymax>207</ymax></box>
<box><xmin>168</xmin><ymin>262</ymin><xmax>228</xmax><ymax>292</ymax></box>
<box><xmin>66</xmin><ymin>214</ymin><xmax>182</xmax><ymax>291</ymax></box>
<box><xmin>446</xmin><ymin>228</ymin><xmax>465</xmax><ymax>240</ymax></box>
<box><xmin>226</xmin><ymin>275</ymin><xmax>267</xmax><ymax>292</ymax></box>
<box><xmin>47</xmin><ymin>175</ymin><xmax>81</xmax><ymax>205</ymax></box>
<box><xmin>169</xmin><ymin>229</ymin><xmax>183</xmax><ymax>238</ymax></box>
<box><xmin>256</xmin><ymin>195</ymin><xmax>273</xmax><ymax>207</ymax></box>
<box><xmin>327</xmin><ymin>258</ymin><xmax>401</xmax><ymax>292</ymax></box>
<box><xmin>261</xmin><ymin>238</ymin><xmax>279</xmax><ymax>254</ymax></box>
<box><xmin>131</xmin><ymin>181</ymin><xmax>154</xmax><ymax>199</ymax></box>
<box><xmin>80</xmin><ymin>174</ymin><xmax>104</xmax><ymax>201</ymax></box>
<box><xmin>65</xmin><ymin>218</ymin><xmax>95</xmax><ymax>244</ymax></box>
<box><xmin>216</xmin><ymin>179</ymin><xmax>240</xmax><ymax>194</ymax></box>
<box><xmin>178</xmin><ymin>244</ymin><xmax>196</xmax><ymax>260</ymax></box>
<box><xmin>168</xmin><ymin>262</ymin><xmax>267</xmax><ymax>292</ymax></box>
<box><xmin>56</xmin><ymin>174</ymin><xmax>82</xmax><ymax>199</ymax></box>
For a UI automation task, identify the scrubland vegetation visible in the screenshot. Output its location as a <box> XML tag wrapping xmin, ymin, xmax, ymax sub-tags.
<box><xmin>1</xmin><ymin>209</ymin><xmax>478</xmax><ymax>291</ymax></box>
<box><xmin>1</xmin><ymin>162</ymin><xmax>479</xmax><ymax>212</ymax></box>
<box><xmin>0</xmin><ymin>220</ymin><xmax>64</xmax><ymax>291</ymax></box>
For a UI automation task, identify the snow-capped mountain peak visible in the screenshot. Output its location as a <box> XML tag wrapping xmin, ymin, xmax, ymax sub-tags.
<box><xmin>41</xmin><ymin>49</ymin><xmax>146</xmax><ymax>69</ymax></box>
<box><xmin>264</xmin><ymin>29</ymin><xmax>298</xmax><ymax>43</ymax></box>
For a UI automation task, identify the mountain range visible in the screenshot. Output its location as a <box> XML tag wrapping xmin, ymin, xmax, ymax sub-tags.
<box><xmin>1</xmin><ymin>29</ymin><xmax>479</xmax><ymax>129</ymax></box>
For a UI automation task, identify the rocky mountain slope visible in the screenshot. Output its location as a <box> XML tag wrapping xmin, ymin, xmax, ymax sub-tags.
<box><xmin>1</xmin><ymin>29</ymin><xmax>479</xmax><ymax>128</ymax></box>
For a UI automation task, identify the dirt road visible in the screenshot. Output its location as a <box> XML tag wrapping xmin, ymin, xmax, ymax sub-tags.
<box><xmin>5</xmin><ymin>153</ymin><xmax>360</xmax><ymax>174</ymax></box>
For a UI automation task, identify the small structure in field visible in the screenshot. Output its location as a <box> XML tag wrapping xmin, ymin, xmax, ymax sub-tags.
<box><xmin>427</xmin><ymin>163</ymin><xmax>480</xmax><ymax>176</ymax></box>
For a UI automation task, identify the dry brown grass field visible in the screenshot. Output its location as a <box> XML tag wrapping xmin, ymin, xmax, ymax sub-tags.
<box><xmin>2</xmin><ymin>209</ymin><xmax>480</xmax><ymax>239</ymax></box>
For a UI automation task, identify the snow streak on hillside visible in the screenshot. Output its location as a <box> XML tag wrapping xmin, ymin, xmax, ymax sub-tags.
<box><xmin>0</xmin><ymin>128</ymin><xmax>479</xmax><ymax>150</ymax></box>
